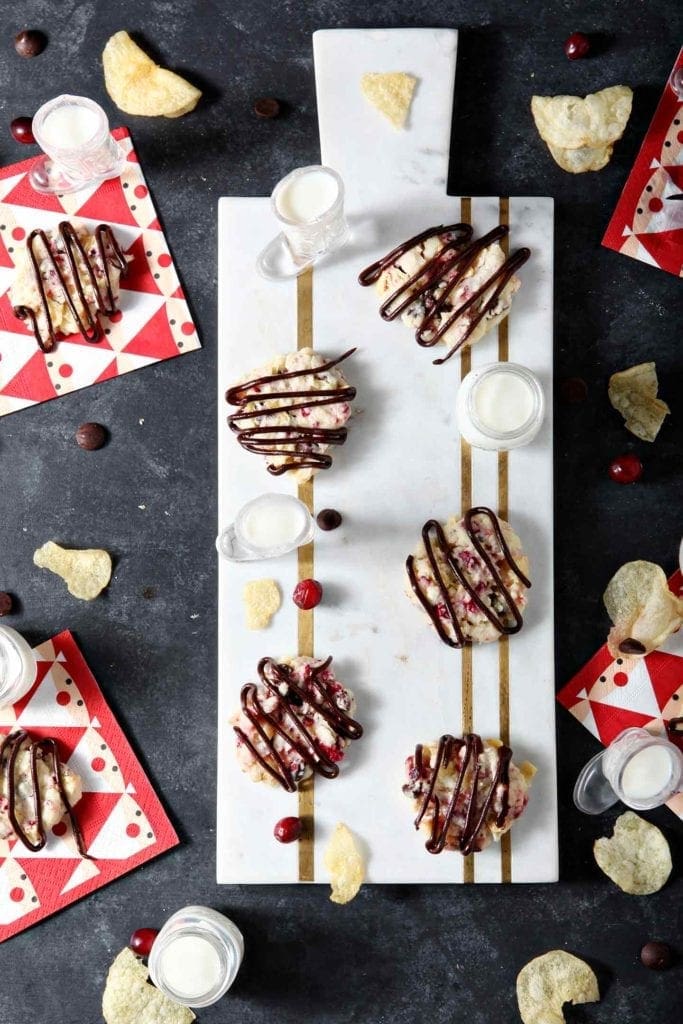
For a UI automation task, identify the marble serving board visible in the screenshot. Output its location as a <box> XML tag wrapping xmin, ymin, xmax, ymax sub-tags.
<box><xmin>216</xmin><ymin>28</ymin><xmax>557</xmax><ymax>884</ymax></box>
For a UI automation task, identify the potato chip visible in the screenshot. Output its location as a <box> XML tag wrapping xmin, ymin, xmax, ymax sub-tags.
<box><xmin>102</xmin><ymin>948</ymin><xmax>195</xmax><ymax>1024</ymax></box>
<box><xmin>608</xmin><ymin>361</ymin><xmax>670</xmax><ymax>442</ymax></box>
<box><xmin>360</xmin><ymin>72</ymin><xmax>417</xmax><ymax>129</ymax></box>
<box><xmin>547</xmin><ymin>141</ymin><xmax>613</xmax><ymax>173</ymax></box>
<box><xmin>324</xmin><ymin>821</ymin><xmax>365</xmax><ymax>904</ymax></box>
<box><xmin>103</xmin><ymin>31</ymin><xmax>201</xmax><ymax>118</ymax></box>
<box><xmin>243</xmin><ymin>578</ymin><xmax>281</xmax><ymax>630</ymax></box>
<box><xmin>33</xmin><ymin>541</ymin><xmax>112</xmax><ymax>600</ymax></box>
<box><xmin>604</xmin><ymin>560</ymin><xmax>683</xmax><ymax>657</ymax></box>
<box><xmin>516</xmin><ymin>950</ymin><xmax>599</xmax><ymax>1024</ymax></box>
<box><xmin>531</xmin><ymin>85</ymin><xmax>633</xmax><ymax>149</ymax></box>
<box><xmin>594</xmin><ymin>811</ymin><xmax>672</xmax><ymax>895</ymax></box>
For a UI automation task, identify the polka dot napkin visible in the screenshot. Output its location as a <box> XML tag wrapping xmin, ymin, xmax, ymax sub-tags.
<box><xmin>557</xmin><ymin>571</ymin><xmax>683</xmax><ymax>819</ymax></box>
<box><xmin>0</xmin><ymin>127</ymin><xmax>200</xmax><ymax>417</ymax></box>
<box><xmin>602</xmin><ymin>47</ymin><xmax>683</xmax><ymax>276</ymax></box>
<box><xmin>0</xmin><ymin>630</ymin><xmax>178</xmax><ymax>942</ymax></box>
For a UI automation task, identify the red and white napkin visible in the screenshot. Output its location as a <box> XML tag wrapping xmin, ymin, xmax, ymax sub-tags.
<box><xmin>558</xmin><ymin>570</ymin><xmax>683</xmax><ymax>819</ymax></box>
<box><xmin>0</xmin><ymin>630</ymin><xmax>178</xmax><ymax>942</ymax></box>
<box><xmin>602</xmin><ymin>47</ymin><xmax>683</xmax><ymax>276</ymax></box>
<box><xmin>0</xmin><ymin>127</ymin><xmax>200</xmax><ymax>416</ymax></box>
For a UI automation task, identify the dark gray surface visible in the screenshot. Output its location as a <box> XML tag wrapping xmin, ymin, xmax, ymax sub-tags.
<box><xmin>0</xmin><ymin>2</ymin><xmax>682</xmax><ymax>1021</ymax></box>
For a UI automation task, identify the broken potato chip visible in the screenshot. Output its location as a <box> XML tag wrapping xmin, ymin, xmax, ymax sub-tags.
<box><xmin>547</xmin><ymin>141</ymin><xmax>613</xmax><ymax>174</ymax></box>
<box><xmin>594</xmin><ymin>811</ymin><xmax>672</xmax><ymax>895</ymax></box>
<box><xmin>324</xmin><ymin>821</ymin><xmax>365</xmax><ymax>904</ymax></box>
<box><xmin>103</xmin><ymin>31</ymin><xmax>201</xmax><ymax>118</ymax></box>
<box><xmin>608</xmin><ymin>362</ymin><xmax>670</xmax><ymax>442</ymax></box>
<box><xmin>360</xmin><ymin>72</ymin><xmax>417</xmax><ymax>129</ymax></box>
<box><xmin>243</xmin><ymin>578</ymin><xmax>281</xmax><ymax>630</ymax></box>
<box><xmin>103</xmin><ymin>947</ymin><xmax>195</xmax><ymax>1024</ymax></box>
<box><xmin>516</xmin><ymin>950</ymin><xmax>599</xmax><ymax>1024</ymax></box>
<box><xmin>604</xmin><ymin>560</ymin><xmax>683</xmax><ymax>658</ymax></box>
<box><xmin>34</xmin><ymin>541</ymin><xmax>112</xmax><ymax>601</ymax></box>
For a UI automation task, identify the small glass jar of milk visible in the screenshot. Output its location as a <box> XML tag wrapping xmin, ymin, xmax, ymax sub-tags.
<box><xmin>29</xmin><ymin>94</ymin><xmax>126</xmax><ymax>195</ymax></box>
<box><xmin>148</xmin><ymin>906</ymin><xmax>244</xmax><ymax>1008</ymax></box>
<box><xmin>455</xmin><ymin>362</ymin><xmax>545</xmax><ymax>451</ymax></box>
<box><xmin>573</xmin><ymin>727</ymin><xmax>683</xmax><ymax>815</ymax></box>
<box><xmin>217</xmin><ymin>493</ymin><xmax>314</xmax><ymax>562</ymax></box>
<box><xmin>0</xmin><ymin>625</ymin><xmax>37</xmax><ymax>709</ymax></box>
<box><xmin>257</xmin><ymin>164</ymin><xmax>349</xmax><ymax>280</ymax></box>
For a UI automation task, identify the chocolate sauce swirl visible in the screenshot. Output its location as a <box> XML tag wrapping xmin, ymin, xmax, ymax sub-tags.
<box><xmin>233</xmin><ymin>657</ymin><xmax>363</xmax><ymax>792</ymax></box>
<box><xmin>0</xmin><ymin>730</ymin><xmax>89</xmax><ymax>856</ymax></box>
<box><xmin>413</xmin><ymin>733</ymin><xmax>512</xmax><ymax>855</ymax></box>
<box><xmin>13</xmin><ymin>221</ymin><xmax>128</xmax><ymax>353</ymax></box>
<box><xmin>359</xmin><ymin>222</ymin><xmax>530</xmax><ymax>364</ymax></box>
<box><xmin>406</xmin><ymin>506</ymin><xmax>531</xmax><ymax>648</ymax></box>
<box><xmin>226</xmin><ymin>348</ymin><xmax>356</xmax><ymax>475</ymax></box>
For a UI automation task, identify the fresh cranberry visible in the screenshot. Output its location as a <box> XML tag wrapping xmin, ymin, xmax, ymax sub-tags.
<box><xmin>10</xmin><ymin>117</ymin><xmax>35</xmax><ymax>144</ymax></box>
<box><xmin>129</xmin><ymin>928</ymin><xmax>159</xmax><ymax>957</ymax></box>
<box><xmin>564</xmin><ymin>32</ymin><xmax>591</xmax><ymax>60</ymax></box>
<box><xmin>608</xmin><ymin>453</ymin><xmax>643</xmax><ymax>484</ymax></box>
<box><xmin>274</xmin><ymin>816</ymin><xmax>302</xmax><ymax>843</ymax></box>
<box><xmin>293</xmin><ymin>578</ymin><xmax>322</xmax><ymax>610</ymax></box>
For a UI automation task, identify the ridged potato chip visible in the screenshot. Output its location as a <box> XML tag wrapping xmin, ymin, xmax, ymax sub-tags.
<box><xmin>360</xmin><ymin>72</ymin><xmax>417</xmax><ymax>129</ymax></box>
<box><xmin>608</xmin><ymin>362</ymin><xmax>670</xmax><ymax>442</ymax></box>
<box><xmin>594</xmin><ymin>811</ymin><xmax>672</xmax><ymax>895</ymax></box>
<box><xmin>243</xmin><ymin>578</ymin><xmax>281</xmax><ymax>630</ymax></box>
<box><xmin>324</xmin><ymin>822</ymin><xmax>365</xmax><ymax>904</ymax></box>
<box><xmin>516</xmin><ymin>950</ymin><xmax>599</xmax><ymax>1024</ymax></box>
<box><xmin>33</xmin><ymin>541</ymin><xmax>112</xmax><ymax>600</ymax></box>
<box><xmin>604</xmin><ymin>560</ymin><xmax>683</xmax><ymax>658</ymax></box>
<box><xmin>102</xmin><ymin>948</ymin><xmax>195</xmax><ymax>1024</ymax></box>
<box><xmin>103</xmin><ymin>31</ymin><xmax>201</xmax><ymax>118</ymax></box>
<box><xmin>531</xmin><ymin>86</ymin><xmax>633</xmax><ymax>149</ymax></box>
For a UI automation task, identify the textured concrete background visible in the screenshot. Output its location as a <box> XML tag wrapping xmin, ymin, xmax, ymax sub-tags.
<box><xmin>0</xmin><ymin>1</ymin><xmax>681</xmax><ymax>1021</ymax></box>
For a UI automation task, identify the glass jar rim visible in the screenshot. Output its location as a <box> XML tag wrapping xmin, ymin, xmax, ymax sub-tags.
<box><xmin>611</xmin><ymin>735</ymin><xmax>683</xmax><ymax>808</ymax></box>
<box><xmin>234</xmin><ymin>493</ymin><xmax>313</xmax><ymax>555</ymax></box>
<box><xmin>32</xmin><ymin>94</ymin><xmax>108</xmax><ymax>153</ymax></box>
<box><xmin>466</xmin><ymin>362</ymin><xmax>544</xmax><ymax>441</ymax></box>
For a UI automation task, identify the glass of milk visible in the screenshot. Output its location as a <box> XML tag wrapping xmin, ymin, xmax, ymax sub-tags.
<box><xmin>257</xmin><ymin>165</ymin><xmax>349</xmax><ymax>280</ymax></box>
<box><xmin>217</xmin><ymin>493</ymin><xmax>314</xmax><ymax>562</ymax></box>
<box><xmin>148</xmin><ymin>906</ymin><xmax>244</xmax><ymax>1008</ymax></box>
<box><xmin>29</xmin><ymin>94</ymin><xmax>126</xmax><ymax>195</ymax></box>
<box><xmin>573</xmin><ymin>727</ymin><xmax>683</xmax><ymax>815</ymax></box>
<box><xmin>0</xmin><ymin>625</ymin><xmax>37</xmax><ymax>709</ymax></box>
<box><xmin>455</xmin><ymin>362</ymin><xmax>545</xmax><ymax>451</ymax></box>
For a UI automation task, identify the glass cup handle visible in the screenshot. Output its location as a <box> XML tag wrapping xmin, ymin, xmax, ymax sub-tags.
<box><xmin>256</xmin><ymin>233</ymin><xmax>315</xmax><ymax>281</ymax></box>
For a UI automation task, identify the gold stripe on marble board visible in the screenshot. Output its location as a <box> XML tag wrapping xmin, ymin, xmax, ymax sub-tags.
<box><xmin>459</xmin><ymin>197</ymin><xmax>474</xmax><ymax>885</ymax></box>
<box><xmin>497</xmin><ymin>197</ymin><xmax>512</xmax><ymax>884</ymax></box>
<box><xmin>296</xmin><ymin>268</ymin><xmax>315</xmax><ymax>882</ymax></box>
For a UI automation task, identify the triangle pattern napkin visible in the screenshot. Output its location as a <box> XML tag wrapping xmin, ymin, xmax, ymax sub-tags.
<box><xmin>0</xmin><ymin>630</ymin><xmax>179</xmax><ymax>942</ymax></box>
<box><xmin>557</xmin><ymin>570</ymin><xmax>683</xmax><ymax>819</ymax></box>
<box><xmin>0</xmin><ymin>127</ymin><xmax>201</xmax><ymax>417</ymax></box>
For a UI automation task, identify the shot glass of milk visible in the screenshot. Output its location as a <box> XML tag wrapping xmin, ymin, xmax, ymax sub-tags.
<box><xmin>573</xmin><ymin>727</ymin><xmax>683</xmax><ymax>815</ymax></box>
<box><xmin>0</xmin><ymin>625</ymin><xmax>37</xmax><ymax>709</ymax></box>
<box><xmin>257</xmin><ymin>165</ymin><xmax>349</xmax><ymax>280</ymax></box>
<box><xmin>148</xmin><ymin>906</ymin><xmax>244</xmax><ymax>1009</ymax></box>
<box><xmin>455</xmin><ymin>363</ymin><xmax>545</xmax><ymax>451</ymax></box>
<box><xmin>216</xmin><ymin>493</ymin><xmax>314</xmax><ymax>562</ymax></box>
<box><xmin>29</xmin><ymin>94</ymin><xmax>126</xmax><ymax>195</ymax></box>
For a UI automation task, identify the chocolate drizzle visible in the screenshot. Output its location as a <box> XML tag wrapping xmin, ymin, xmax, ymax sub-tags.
<box><xmin>359</xmin><ymin>222</ymin><xmax>530</xmax><ymax>364</ymax></box>
<box><xmin>406</xmin><ymin>507</ymin><xmax>531</xmax><ymax>648</ymax></box>
<box><xmin>13</xmin><ymin>221</ymin><xmax>128</xmax><ymax>353</ymax></box>
<box><xmin>233</xmin><ymin>657</ymin><xmax>363</xmax><ymax>791</ymax></box>
<box><xmin>413</xmin><ymin>733</ymin><xmax>512</xmax><ymax>855</ymax></box>
<box><xmin>226</xmin><ymin>348</ymin><xmax>356</xmax><ymax>475</ymax></box>
<box><xmin>0</xmin><ymin>730</ymin><xmax>89</xmax><ymax>856</ymax></box>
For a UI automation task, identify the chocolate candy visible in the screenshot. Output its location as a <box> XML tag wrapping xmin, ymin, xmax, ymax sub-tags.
<box><xmin>75</xmin><ymin>422</ymin><xmax>107</xmax><ymax>450</ymax></box>
<box><xmin>254</xmin><ymin>97</ymin><xmax>281</xmax><ymax>119</ymax></box>
<box><xmin>640</xmin><ymin>941</ymin><xmax>673</xmax><ymax>970</ymax></box>
<box><xmin>0</xmin><ymin>592</ymin><xmax>13</xmax><ymax>616</ymax></box>
<box><xmin>316</xmin><ymin>508</ymin><xmax>342</xmax><ymax>531</ymax></box>
<box><xmin>14</xmin><ymin>30</ymin><xmax>46</xmax><ymax>58</ymax></box>
<box><xmin>618</xmin><ymin>637</ymin><xmax>646</xmax><ymax>655</ymax></box>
